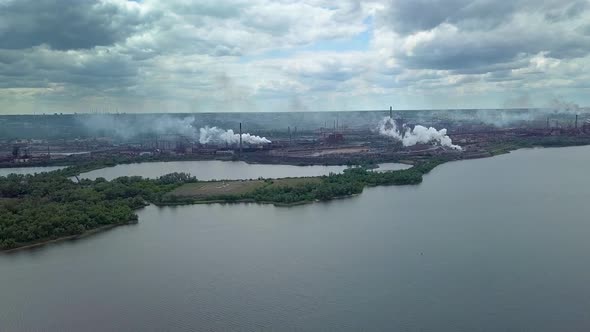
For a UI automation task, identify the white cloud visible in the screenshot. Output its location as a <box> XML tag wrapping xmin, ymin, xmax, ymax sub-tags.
<box><xmin>0</xmin><ymin>0</ymin><xmax>589</xmax><ymax>113</ymax></box>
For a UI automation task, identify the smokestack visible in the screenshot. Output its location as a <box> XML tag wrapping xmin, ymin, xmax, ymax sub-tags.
<box><xmin>575</xmin><ymin>114</ymin><xmax>578</xmax><ymax>129</ymax></box>
<box><xmin>239</xmin><ymin>122</ymin><xmax>242</xmax><ymax>156</ymax></box>
<box><xmin>288</xmin><ymin>126</ymin><xmax>291</xmax><ymax>143</ymax></box>
<box><xmin>390</xmin><ymin>106</ymin><xmax>393</xmax><ymax>119</ymax></box>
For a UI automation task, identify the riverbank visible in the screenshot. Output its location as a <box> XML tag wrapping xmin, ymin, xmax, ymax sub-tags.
<box><xmin>159</xmin><ymin>160</ymin><xmax>442</xmax><ymax>207</ymax></box>
<box><xmin>0</xmin><ymin>220</ymin><xmax>138</xmax><ymax>253</ymax></box>
<box><xmin>2</xmin><ymin>141</ymin><xmax>590</xmax><ymax>251</ymax></box>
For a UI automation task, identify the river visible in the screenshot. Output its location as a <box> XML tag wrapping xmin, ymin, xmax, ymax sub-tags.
<box><xmin>2</xmin><ymin>146</ymin><xmax>590</xmax><ymax>331</ymax></box>
<box><xmin>78</xmin><ymin>160</ymin><xmax>410</xmax><ymax>180</ymax></box>
<box><xmin>0</xmin><ymin>166</ymin><xmax>66</xmax><ymax>177</ymax></box>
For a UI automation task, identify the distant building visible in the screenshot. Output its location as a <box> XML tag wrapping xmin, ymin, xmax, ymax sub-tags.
<box><xmin>216</xmin><ymin>150</ymin><xmax>234</xmax><ymax>156</ymax></box>
<box><xmin>325</xmin><ymin>133</ymin><xmax>344</xmax><ymax>144</ymax></box>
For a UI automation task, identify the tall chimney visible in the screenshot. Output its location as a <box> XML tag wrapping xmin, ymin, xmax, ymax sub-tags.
<box><xmin>575</xmin><ymin>114</ymin><xmax>578</xmax><ymax>129</ymax></box>
<box><xmin>390</xmin><ymin>106</ymin><xmax>393</xmax><ymax>119</ymax></box>
<box><xmin>239</xmin><ymin>122</ymin><xmax>242</xmax><ymax>156</ymax></box>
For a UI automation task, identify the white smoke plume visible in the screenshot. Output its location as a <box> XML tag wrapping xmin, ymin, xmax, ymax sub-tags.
<box><xmin>377</xmin><ymin>117</ymin><xmax>462</xmax><ymax>150</ymax></box>
<box><xmin>199</xmin><ymin>126</ymin><xmax>271</xmax><ymax>145</ymax></box>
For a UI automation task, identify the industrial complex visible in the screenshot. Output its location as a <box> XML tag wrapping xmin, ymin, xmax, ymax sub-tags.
<box><xmin>1</xmin><ymin>109</ymin><xmax>590</xmax><ymax>167</ymax></box>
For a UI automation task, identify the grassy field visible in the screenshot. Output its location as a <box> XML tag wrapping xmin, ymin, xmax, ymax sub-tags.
<box><xmin>168</xmin><ymin>180</ymin><xmax>267</xmax><ymax>199</ymax></box>
<box><xmin>168</xmin><ymin>177</ymin><xmax>322</xmax><ymax>200</ymax></box>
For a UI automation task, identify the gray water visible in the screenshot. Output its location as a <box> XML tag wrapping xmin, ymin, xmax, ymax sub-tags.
<box><xmin>78</xmin><ymin>160</ymin><xmax>410</xmax><ymax>181</ymax></box>
<box><xmin>0</xmin><ymin>166</ymin><xmax>65</xmax><ymax>177</ymax></box>
<box><xmin>2</xmin><ymin>146</ymin><xmax>590</xmax><ymax>331</ymax></box>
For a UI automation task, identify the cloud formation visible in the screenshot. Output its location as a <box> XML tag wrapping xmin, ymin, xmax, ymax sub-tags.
<box><xmin>0</xmin><ymin>0</ymin><xmax>589</xmax><ymax>114</ymax></box>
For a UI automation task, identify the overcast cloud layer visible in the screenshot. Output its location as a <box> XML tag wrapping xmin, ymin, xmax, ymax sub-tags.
<box><xmin>0</xmin><ymin>0</ymin><xmax>589</xmax><ymax>114</ymax></box>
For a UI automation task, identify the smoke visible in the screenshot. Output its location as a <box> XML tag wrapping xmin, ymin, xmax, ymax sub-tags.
<box><xmin>550</xmin><ymin>97</ymin><xmax>580</xmax><ymax>113</ymax></box>
<box><xmin>77</xmin><ymin>114</ymin><xmax>271</xmax><ymax>145</ymax></box>
<box><xmin>78</xmin><ymin>114</ymin><xmax>197</xmax><ymax>139</ymax></box>
<box><xmin>154</xmin><ymin>116</ymin><xmax>196</xmax><ymax>136</ymax></box>
<box><xmin>502</xmin><ymin>94</ymin><xmax>532</xmax><ymax>109</ymax></box>
<box><xmin>289</xmin><ymin>95</ymin><xmax>309</xmax><ymax>112</ymax></box>
<box><xmin>199</xmin><ymin>126</ymin><xmax>271</xmax><ymax>145</ymax></box>
<box><xmin>377</xmin><ymin>117</ymin><xmax>462</xmax><ymax>150</ymax></box>
<box><xmin>214</xmin><ymin>73</ymin><xmax>254</xmax><ymax>112</ymax></box>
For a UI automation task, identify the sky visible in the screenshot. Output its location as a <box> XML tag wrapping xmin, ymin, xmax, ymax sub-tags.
<box><xmin>0</xmin><ymin>0</ymin><xmax>589</xmax><ymax>114</ymax></box>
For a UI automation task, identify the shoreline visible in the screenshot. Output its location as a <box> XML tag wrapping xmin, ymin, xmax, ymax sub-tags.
<box><xmin>2</xmin><ymin>140</ymin><xmax>590</xmax><ymax>178</ymax></box>
<box><xmin>155</xmin><ymin>194</ymin><xmax>362</xmax><ymax>208</ymax></box>
<box><xmin>0</xmin><ymin>221</ymin><xmax>138</xmax><ymax>254</ymax></box>
<box><xmin>3</xmin><ymin>144</ymin><xmax>590</xmax><ymax>252</ymax></box>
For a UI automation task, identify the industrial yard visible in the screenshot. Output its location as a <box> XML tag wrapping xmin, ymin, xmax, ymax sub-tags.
<box><xmin>1</xmin><ymin>109</ymin><xmax>590</xmax><ymax>169</ymax></box>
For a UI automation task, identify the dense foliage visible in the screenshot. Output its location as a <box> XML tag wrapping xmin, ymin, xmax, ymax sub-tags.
<box><xmin>247</xmin><ymin>160</ymin><xmax>443</xmax><ymax>204</ymax></box>
<box><xmin>0</xmin><ymin>171</ymin><xmax>195</xmax><ymax>250</ymax></box>
<box><xmin>165</xmin><ymin>160</ymin><xmax>445</xmax><ymax>205</ymax></box>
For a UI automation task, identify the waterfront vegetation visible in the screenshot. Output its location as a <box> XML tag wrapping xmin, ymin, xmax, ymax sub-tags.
<box><xmin>0</xmin><ymin>159</ymin><xmax>443</xmax><ymax>250</ymax></box>
<box><xmin>163</xmin><ymin>159</ymin><xmax>444</xmax><ymax>205</ymax></box>
<box><xmin>3</xmin><ymin>135</ymin><xmax>590</xmax><ymax>251</ymax></box>
<box><xmin>485</xmin><ymin>136</ymin><xmax>590</xmax><ymax>156</ymax></box>
<box><xmin>0</xmin><ymin>172</ymin><xmax>195</xmax><ymax>250</ymax></box>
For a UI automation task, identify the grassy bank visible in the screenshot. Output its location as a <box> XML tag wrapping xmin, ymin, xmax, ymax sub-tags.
<box><xmin>3</xmin><ymin>139</ymin><xmax>590</xmax><ymax>251</ymax></box>
<box><xmin>161</xmin><ymin>159</ymin><xmax>445</xmax><ymax>206</ymax></box>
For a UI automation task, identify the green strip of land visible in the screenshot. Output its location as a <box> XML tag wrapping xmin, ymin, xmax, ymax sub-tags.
<box><xmin>161</xmin><ymin>161</ymin><xmax>441</xmax><ymax>206</ymax></box>
<box><xmin>0</xmin><ymin>160</ymin><xmax>442</xmax><ymax>251</ymax></box>
<box><xmin>3</xmin><ymin>136</ymin><xmax>590</xmax><ymax>251</ymax></box>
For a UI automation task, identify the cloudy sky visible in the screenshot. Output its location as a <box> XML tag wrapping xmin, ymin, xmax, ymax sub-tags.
<box><xmin>0</xmin><ymin>0</ymin><xmax>589</xmax><ymax>114</ymax></box>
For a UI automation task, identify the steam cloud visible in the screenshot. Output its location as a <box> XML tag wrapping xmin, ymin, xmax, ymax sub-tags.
<box><xmin>78</xmin><ymin>114</ymin><xmax>271</xmax><ymax>145</ymax></box>
<box><xmin>378</xmin><ymin>117</ymin><xmax>462</xmax><ymax>150</ymax></box>
<box><xmin>199</xmin><ymin>126</ymin><xmax>271</xmax><ymax>145</ymax></box>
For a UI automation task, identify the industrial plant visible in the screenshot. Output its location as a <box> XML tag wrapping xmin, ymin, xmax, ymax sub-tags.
<box><xmin>1</xmin><ymin>108</ymin><xmax>590</xmax><ymax>167</ymax></box>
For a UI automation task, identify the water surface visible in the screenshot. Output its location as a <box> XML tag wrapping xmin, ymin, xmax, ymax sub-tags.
<box><xmin>2</xmin><ymin>146</ymin><xmax>590</xmax><ymax>331</ymax></box>
<box><xmin>79</xmin><ymin>160</ymin><xmax>410</xmax><ymax>180</ymax></box>
<box><xmin>0</xmin><ymin>166</ymin><xmax>65</xmax><ymax>177</ymax></box>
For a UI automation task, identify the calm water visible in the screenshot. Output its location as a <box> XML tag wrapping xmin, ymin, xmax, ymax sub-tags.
<box><xmin>2</xmin><ymin>146</ymin><xmax>590</xmax><ymax>331</ymax></box>
<box><xmin>79</xmin><ymin>160</ymin><xmax>410</xmax><ymax>180</ymax></box>
<box><xmin>0</xmin><ymin>166</ymin><xmax>65</xmax><ymax>177</ymax></box>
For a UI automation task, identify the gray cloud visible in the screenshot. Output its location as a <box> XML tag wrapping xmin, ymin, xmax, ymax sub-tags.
<box><xmin>380</xmin><ymin>0</ymin><xmax>590</xmax><ymax>73</ymax></box>
<box><xmin>0</xmin><ymin>47</ymin><xmax>137</xmax><ymax>91</ymax></box>
<box><xmin>0</xmin><ymin>0</ymin><xmax>149</xmax><ymax>50</ymax></box>
<box><xmin>381</xmin><ymin>0</ymin><xmax>587</xmax><ymax>34</ymax></box>
<box><xmin>381</xmin><ymin>0</ymin><xmax>518</xmax><ymax>34</ymax></box>
<box><xmin>0</xmin><ymin>0</ymin><xmax>588</xmax><ymax>113</ymax></box>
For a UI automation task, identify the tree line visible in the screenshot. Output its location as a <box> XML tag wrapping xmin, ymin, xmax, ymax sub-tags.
<box><xmin>164</xmin><ymin>160</ymin><xmax>445</xmax><ymax>205</ymax></box>
<box><xmin>0</xmin><ymin>171</ymin><xmax>195</xmax><ymax>250</ymax></box>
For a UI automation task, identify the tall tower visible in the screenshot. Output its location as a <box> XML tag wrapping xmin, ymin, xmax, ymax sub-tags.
<box><xmin>239</xmin><ymin>122</ymin><xmax>243</xmax><ymax>156</ymax></box>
